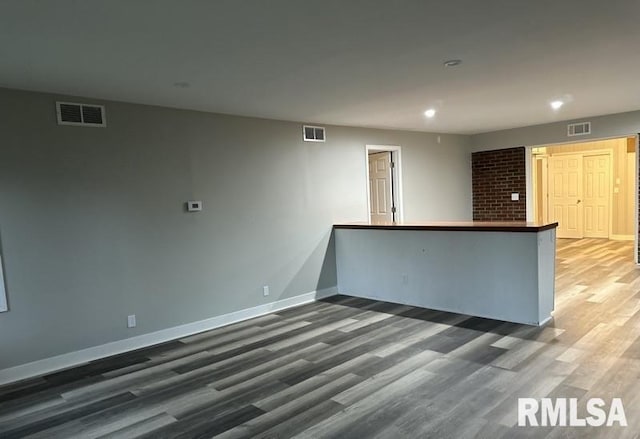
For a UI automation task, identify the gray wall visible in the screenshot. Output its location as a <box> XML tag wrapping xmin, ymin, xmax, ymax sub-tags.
<box><xmin>471</xmin><ymin>110</ymin><xmax>640</xmax><ymax>151</ymax></box>
<box><xmin>335</xmin><ymin>228</ymin><xmax>555</xmax><ymax>326</ymax></box>
<box><xmin>0</xmin><ymin>87</ymin><xmax>472</xmax><ymax>370</ymax></box>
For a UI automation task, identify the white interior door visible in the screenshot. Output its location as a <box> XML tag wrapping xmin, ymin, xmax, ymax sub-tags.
<box><xmin>549</xmin><ymin>154</ymin><xmax>584</xmax><ymax>238</ymax></box>
<box><xmin>368</xmin><ymin>151</ymin><xmax>393</xmax><ymax>224</ymax></box>
<box><xmin>583</xmin><ymin>154</ymin><xmax>610</xmax><ymax>238</ymax></box>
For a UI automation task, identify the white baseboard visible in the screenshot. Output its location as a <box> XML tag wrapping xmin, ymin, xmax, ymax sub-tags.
<box><xmin>0</xmin><ymin>287</ymin><xmax>338</xmax><ymax>386</ymax></box>
<box><xmin>538</xmin><ymin>315</ymin><xmax>553</xmax><ymax>326</ymax></box>
<box><xmin>610</xmin><ymin>234</ymin><xmax>635</xmax><ymax>241</ymax></box>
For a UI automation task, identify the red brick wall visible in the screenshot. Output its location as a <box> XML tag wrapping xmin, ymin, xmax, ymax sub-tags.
<box><xmin>472</xmin><ymin>146</ymin><xmax>526</xmax><ymax>221</ymax></box>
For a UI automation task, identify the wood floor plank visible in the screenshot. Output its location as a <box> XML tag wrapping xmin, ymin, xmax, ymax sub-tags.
<box><xmin>293</xmin><ymin>367</ymin><xmax>437</xmax><ymax>438</ymax></box>
<box><xmin>1</xmin><ymin>238</ymin><xmax>638</xmax><ymax>437</ymax></box>
<box><xmin>26</xmin><ymin>387</ymin><xmax>220</xmax><ymax>438</ymax></box>
<box><xmin>216</xmin><ymin>373</ymin><xmax>362</xmax><ymax>439</ymax></box>
<box><xmin>95</xmin><ymin>412</ymin><xmax>177</xmax><ymax>439</ymax></box>
<box><xmin>331</xmin><ymin>349</ymin><xmax>440</xmax><ymax>406</ymax></box>
<box><xmin>0</xmin><ymin>392</ymin><xmax>137</xmax><ymax>439</ymax></box>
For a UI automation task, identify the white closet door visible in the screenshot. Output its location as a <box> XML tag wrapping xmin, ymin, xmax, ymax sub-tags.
<box><xmin>583</xmin><ymin>154</ymin><xmax>610</xmax><ymax>238</ymax></box>
<box><xmin>549</xmin><ymin>154</ymin><xmax>584</xmax><ymax>238</ymax></box>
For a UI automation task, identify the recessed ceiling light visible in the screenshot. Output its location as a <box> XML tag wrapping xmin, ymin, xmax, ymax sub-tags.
<box><xmin>424</xmin><ymin>109</ymin><xmax>436</xmax><ymax>118</ymax></box>
<box><xmin>550</xmin><ymin>100</ymin><xmax>564</xmax><ymax>110</ymax></box>
<box><xmin>550</xmin><ymin>100</ymin><xmax>563</xmax><ymax>109</ymax></box>
<box><xmin>443</xmin><ymin>59</ymin><xmax>462</xmax><ymax>67</ymax></box>
<box><xmin>173</xmin><ymin>81</ymin><xmax>190</xmax><ymax>88</ymax></box>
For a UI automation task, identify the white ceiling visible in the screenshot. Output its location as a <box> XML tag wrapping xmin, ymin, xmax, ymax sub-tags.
<box><xmin>1</xmin><ymin>0</ymin><xmax>640</xmax><ymax>134</ymax></box>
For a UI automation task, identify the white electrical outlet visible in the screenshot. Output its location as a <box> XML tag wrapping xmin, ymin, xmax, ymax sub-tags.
<box><xmin>127</xmin><ymin>314</ymin><xmax>137</xmax><ymax>328</ymax></box>
<box><xmin>187</xmin><ymin>201</ymin><xmax>203</xmax><ymax>212</ymax></box>
<box><xmin>402</xmin><ymin>274</ymin><xmax>409</xmax><ymax>285</ymax></box>
<box><xmin>511</xmin><ymin>193</ymin><xmax>519</xmax><ymax>201</ymax></box>
<box><xmin>263</xmin><ymin>285</ymin><xmax>270</xmax><ymax>296</ymax></box>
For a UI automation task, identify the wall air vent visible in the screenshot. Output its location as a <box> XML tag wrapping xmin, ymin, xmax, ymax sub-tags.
<box><xmin>56</xmin><ymin>102</ymin><xmax>106</xmax><ymax>127</ymax></box>
<box><xmin>303</xmin><ymin>125</ymin><xmax>326</xmax><ymax>142</ymax></box>
<box><xmin>567</xmin><ymin>121</ymin><xmax>591</xmax><ymax>137</ymax></box>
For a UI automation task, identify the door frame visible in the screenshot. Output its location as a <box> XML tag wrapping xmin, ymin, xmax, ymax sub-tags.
<box><xmin>365</xmin><ymin>145</ymin><xmax>404</xmax><ymax>224</ymax></box>
<box><xmin>532</xmin><ymin>155</ymin><xmax>549</xmax><ymax>223</ymax></box>
<box><xmin>526</xmin><ymin>135</ymin><xmax>639</xmax><ymax>264</ymax></box>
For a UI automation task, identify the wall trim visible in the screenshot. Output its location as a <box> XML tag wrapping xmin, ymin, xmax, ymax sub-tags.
<box><xmin>611</xmin><ymin>234</ymin><xmax>635</xmax><ymax>241</ymax></box>
<box><xmin>0</xmin><ymin>287</ymin><xmax>338</xmax><ymax>386</ymax></box>
<box><xmin>0</xmin><ymin>255</ymin><xmax>7</xmax><ymax>313</ymax></box>
<box><xmin>539</xmin><ymin>315</ymin><xmax>553</xmax><ymax>326</ymax></box>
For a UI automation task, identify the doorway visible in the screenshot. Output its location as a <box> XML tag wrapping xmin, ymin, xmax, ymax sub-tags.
<box><xmin>532</xmin><ymin>137</ymin><xmax>636</xmax><ymax>242</ymax></box>
<box><xmin>365</xmin><ymin>145</ymin><xmax>403</xmax><ymax>224</ymax></box>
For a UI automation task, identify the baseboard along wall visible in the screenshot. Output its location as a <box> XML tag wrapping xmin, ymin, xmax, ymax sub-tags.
<box><xmin>0</xmin><ymin>287</ymin><xmax>338</xmax><ymax>386</ymax></box>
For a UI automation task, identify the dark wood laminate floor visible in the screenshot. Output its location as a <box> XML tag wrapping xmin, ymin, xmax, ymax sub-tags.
<box><xmin>1</xmin><ymin>238</ymin><xmax>639</xmax><ymax>438</ymax></box>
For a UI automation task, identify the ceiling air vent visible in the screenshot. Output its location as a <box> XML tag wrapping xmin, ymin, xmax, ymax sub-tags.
<box><xmin>56</xmin><ymin>102</ymin><xmax>106</xmax><ymax>127</ymax></box>
<box><xmin>567</xmin><ymin>121</ymin><xmax>591</xmax><ymax>137</ymax></box>
<box><xmin>303</xmin><ymin>125</ymin><xmax>326</xmax><ymax>142</ymax></box>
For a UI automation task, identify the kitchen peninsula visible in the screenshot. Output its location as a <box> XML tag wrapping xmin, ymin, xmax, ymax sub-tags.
<box><xmin>334</xmin><ymin>221</ymin><xmax>558</xmax><ymax>326</ymax></box>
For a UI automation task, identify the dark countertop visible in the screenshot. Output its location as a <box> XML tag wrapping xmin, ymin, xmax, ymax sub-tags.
<box><xmin>333</xmin><ymin>221</ymin><xmax>559</xmax><ymax>233</ymax></box>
